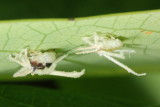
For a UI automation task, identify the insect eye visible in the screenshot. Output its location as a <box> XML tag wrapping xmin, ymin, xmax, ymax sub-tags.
<box><xmin>46</xmin><ymin>63</ymin><xmax>52</xmax><ymax>68</ymax></box>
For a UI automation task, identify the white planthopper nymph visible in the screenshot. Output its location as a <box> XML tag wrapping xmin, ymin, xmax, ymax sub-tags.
<box><xmin>9</xmin><ymin>48</ymin><xmax>85</xmax><ymax>78</ymax></box>
<box><xmin>76</xmin><ymin>32</ymin><xmax>146</xmax><ymax>76</ymax></box>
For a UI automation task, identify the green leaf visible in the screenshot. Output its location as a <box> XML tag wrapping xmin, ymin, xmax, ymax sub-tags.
<box><xmin>0</xmin><ymin>9</ymin><xmax>160</xmax><ymax>107</ymax></box>
<box><xmin>0</xmin><ymin>10</ymin><xmax>160</xmax><ymax>80</ymax></box>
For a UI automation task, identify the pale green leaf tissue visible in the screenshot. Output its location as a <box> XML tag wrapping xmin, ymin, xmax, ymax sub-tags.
<box><xmin>0</xmin><ymin>10</ymin><xmax>160</xmax><ymax>80</ymax></box>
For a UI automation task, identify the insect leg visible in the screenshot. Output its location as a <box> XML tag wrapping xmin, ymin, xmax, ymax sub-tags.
<box><xmin>76</xmin><ymin>46</ymin><xmax>96</xmax><ymax>51</ymax></box>
<box><xmin>114</xmin><ymin>50</ymin><xmax>136</xmax><ymax>58</ymax></box>
<box><xmin>9</xmin><ymin>55</ymin><xmax>24</xmax><ymax>66</ymax></box>
<box><xmin>54</xmin><ymin>54</ymin><xmax>68</xmax><ymax>64</ymax></box>
<box><xmin>76</xmin><ymin>49</ymin><xmax>99</xmax><ymax>54</ymax></box>
<box><xmin>47</xmin><ymin>53</ymin><xmax>69</xmax><ymax>71</ymax></box>
<box><xmin>49</xmin><ymin>69</ymin><xmax>85</xmax><ymax>78</ymax></box>
<box><xmin>13</xmin><ymin>68</ymin><xmax>33</xmax><ymax>77</ymax></box>
<box><xmin>100</xmin><ymin>54</ymin><xmax>146</xmax><ymax>76</ymax></box>
<box><xmin>76</xmin><ymin>46</ymin><xmax>99</xmax><ymax>54</ymax></box>
<box><xmin>82</xmin><ymin>37</ymin><xmax>94</xmax><ymax>46</ymax></box>
<box><xmin>98</xmin><ymin>51</ymin><xmax>125</xmax><ymax>59</ymax></box>
<box><xmin>93</xmin><ymin>33</ymin><xmax>99</xmax><ymax>46</ymax></box>
<box><xmin>9</xmin><ymin>48</ymin><xmax>31</xmax><ymax>68</ymax></box>
<box><xmin>114</xmin><ymin>50</ymin><xmax>136</xmax><ymax>53</ymax></box>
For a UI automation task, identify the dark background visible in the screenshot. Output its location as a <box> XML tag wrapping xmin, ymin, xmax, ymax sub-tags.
<box><xmin>0</xmin><ymin>0</ymin><xmax>160</xmax><ymax>20</ymax></box>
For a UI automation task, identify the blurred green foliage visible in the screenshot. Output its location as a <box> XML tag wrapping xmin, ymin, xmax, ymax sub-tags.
<box><xmin>0</xmin><ymin>0</ymin><xmax>160</xmax><ymax>19</ymax></box>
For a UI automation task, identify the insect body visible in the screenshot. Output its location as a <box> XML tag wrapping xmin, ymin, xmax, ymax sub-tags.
<box><xmin>31</xmin><ymin>61</ymin><xmax>45</xmax><ymax>71</ymax></box>
<box><xmin>29</xmin><ymin>51</ymin><xmax>55</xmax><ymax>71</ymax></box>
<box><xmin>9</xmin><ymin>48</ymin><xmax>85</xmax><ymax>78</ymax></box>
<box><xmin>76</xmin><ymin>32</ymin><xmax>146</xmax><ymax>76</ymax></box>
